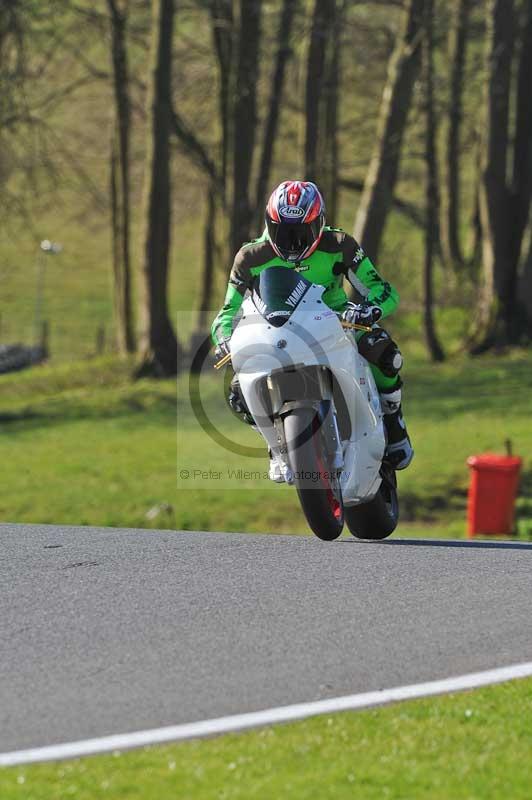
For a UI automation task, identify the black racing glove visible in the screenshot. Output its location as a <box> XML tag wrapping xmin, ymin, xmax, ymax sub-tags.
<box><xmin>214</xmin><ymin>337</ymin><xmax>231</xmax><ymax>360</ymax></box>
<box><xmin>341</xmin><ymin>302</ymin><xmax>382</xmax><ymax>326</ymax></box>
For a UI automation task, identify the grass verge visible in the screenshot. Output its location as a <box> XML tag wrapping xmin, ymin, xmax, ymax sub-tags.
<box><xmin>1</xmin><ymin>677</ymin><xmax>531</xmax><ymax>799</ymax></box>
<box><xmin>1</xmin><ymin>349</ymin><xmax>531</xmax><ymax>535</ymax></box>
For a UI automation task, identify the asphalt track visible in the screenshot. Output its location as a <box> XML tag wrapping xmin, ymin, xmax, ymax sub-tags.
<box><xmin>2</xmin><ymin>523</ymin><xmax>532</xmax><ymax>756</ymax></box>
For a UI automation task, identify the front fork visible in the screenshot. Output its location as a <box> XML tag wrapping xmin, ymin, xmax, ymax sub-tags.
<box><xmin>267</xmin><ymin>367</ymin><xmax>344</xmax><ymax>480</ymax></box>
<box><xmin>318</xmin><ymin>399</ymin><xmax>344</xmax><ymax>473</ymax></box>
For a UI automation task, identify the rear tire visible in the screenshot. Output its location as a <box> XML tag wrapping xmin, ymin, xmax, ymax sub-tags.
<box><xmin>284</xmin><ymin>407</ymin><xmax>344</xmax><ymax>541</ymax></box>
<box><xmin>345</xmin><ymin>466</ymin><xmax>399</xmax><ymax>540</ymax></box>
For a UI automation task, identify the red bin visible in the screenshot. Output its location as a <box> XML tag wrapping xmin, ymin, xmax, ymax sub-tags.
<box><xmin>466</xmin><ymin>454</ymin><xmax>522</xmax><ymax>537</ymax></box>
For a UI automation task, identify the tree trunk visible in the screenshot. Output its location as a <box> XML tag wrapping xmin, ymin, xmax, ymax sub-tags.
<box><xmin>230</xmin><ymin>0</ymin><xmax>262</xmax><ymax>254</ymax></box>
<box><xmin>107</xmin><ymin>0</ymin><xmax>135</xmax><ymax>355</ymax></box>
<box><xmin>304</xmin><ymin>0</ymin><xmax>335</xmax><ymax>185</ymax></box>
<box><xmin>520</xmin><ymin>238</ymin><xmax>532</xmax><ymax>329</ymax></box>
<box><xmin>209</xmin><ymin>0</ymin><xmax>234</xmax><ymax>194</ymax></box>
<box><xmin>322</xmin><ymin>0</ymin><xmax>344</xmax><ymax>220</ymax></box>
<box><xmin>465</xmin><ymin>128</ymin><xmax>483</xmax><ymax>272</ymax></box>
<box><xmin>189</xmin><ymin>181</ymin><xmax>217</xmax><ymax>372</ymax></box>
<box><xmin>441</xmin><ymin>0</ymin><xmax>471</xmax><ymax>271</ymax></box>
<box><xmin>353</xmin><ymin>0</ymin><xmax>425</xmax><ymax>261</ymax></box>
<box><xmin>136</xmin><ymin>0</ymin><xmax>181</xmax><ymax>377</ymax></box>
<box><xmin>422</xmin><ymin>0</ymin><xmax>444</xmax><ymax>362</ymax></box>
<box><xmin>254</xmin><ymin>0</ymin><xmax>298</xmax><ymax>225</ymax></box>
<box><xmin>508</xmin><ymin>0</ymin><xmax>532</xmax><ymax>327</ymax></box>
<box><xmin>472</xmin><ymin>0</ymin><xmax>515</xmax><ymax>351</ymax></box>
<box><xmin>196</xmin><ymin>187</ymin><xmax>217</xmax><ymax>337</ymax></box>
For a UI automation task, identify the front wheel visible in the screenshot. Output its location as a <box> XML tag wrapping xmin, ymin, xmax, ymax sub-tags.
<box><xmin>284</xmin><ymin>407</ymin><xmax>344</xmax><ymax>541</ymax></box>
<box><xmin>345</xmin><ymin>466</ymin><xmax>399</xmax><ymax>540</ymax></box>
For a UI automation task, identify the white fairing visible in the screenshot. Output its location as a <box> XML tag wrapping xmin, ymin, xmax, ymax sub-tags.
<box><xmin>230</xmin><ymin>284</ymin><xmax>385</xmax><ymax>505</ymax></box>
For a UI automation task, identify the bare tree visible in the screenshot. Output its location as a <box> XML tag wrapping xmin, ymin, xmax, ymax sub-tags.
<box><xmin>353</xmin><ymin>0</ymin><xmax>426</xmax><ymax>261</ymax></box>
<box><xmin>170</xmin><ymin>103</ymin><xmax>224</xmax><ymax>347</ymax></box>
<box><xmin>509</xmin><ymin>0</ymin><xmax>532</xmax><ymax>320</ymax></box>
<box><xmin>441</xmin><ymin>0</ymin><xmax>471</xmax><ymax>271</ymax></box>
<box><xmin>189</xmin><ymin>178</ymin><xmax>218</xmax><ymax>365</ymax></box>
<box><xmin>231</xmin><ymin>0</ymin><xmax>262</xmax><ymax>253</ymax></box>
<box><xmin>254</xmin><ymin>0</ymin><xmax>299</xmax><ymax>223</ymax></box>
<box><xmin>473</xmin><ymin>0</ymin><xmax>515</xmax><ymax>350</ymax></box>
<box><xmin>422</xmin><ymin>0</ymin><xmax>444</xmax><ymax>361</ymax></box>
<box><xmin>339</xmin><ymin>177</ymin><xmax>426</xmax><ymax>229</ymax></box>
<box><xmin>196</xmin><ymin>187</ymin><xmax>217</xmax><ymax>334</ymax></box>
<box><xmin>465</xmin><ymin>129</ymin><xmax>483</xmax><ymax>271</ymax></box>
<box><xmin>0</xmin><ymin>2</ymin><xmax>102</xmax><ymax>219</ymax></box>
<box><xmin>321</xmin><ymin>0</ymin><xmax>345</xmax><ymax>220</ymax></box>
<box><xmin>107</xmin><ymin>0</ymin><xmax>135</xmax><ymax>355</ymax></box>
<box><xmin>170</xmin><ymin>3</ymin><xmax>233</xmax><ymax>353</ymax></box>
<box><xmin>137</xmin><ymin>0</ymin><xmax>181</xmax><ymax>377</ymax></box>
<box><xmin>521</xmin><ymin>239</ymin><xmax>532</xmax><ymax>324</ymax></box>
<box><xmin>208</xmin><ymin>0</ymin><xmax>234</xmax><ymax>193</ymax></box>
<box><xmin>304</xmin><ymin>0</ymin><xmax>335</xmax><ymax>185</ymax></box>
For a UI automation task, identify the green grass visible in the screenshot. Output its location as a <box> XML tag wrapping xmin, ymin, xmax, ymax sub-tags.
<box><xmin>1</xmin><ymin>347</ymin><xmax>531</xmax><ymax>536</ymax></box>
<box><xmin>2</xmin><ymin>677</ymin><xmax>532</xmax><ymax>799</ymax></box>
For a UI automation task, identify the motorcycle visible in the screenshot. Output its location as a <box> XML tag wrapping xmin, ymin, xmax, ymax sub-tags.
<box><xmin>215</xmin><ymin>266</ymin><xmax>399</xmax><ymax>541</ymax></box>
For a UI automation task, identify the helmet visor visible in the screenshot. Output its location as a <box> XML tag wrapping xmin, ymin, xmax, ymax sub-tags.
<box><xmin>267</xmin><ymin>218</ymin><xmax>322</xmax><ymax>261</ymax></box>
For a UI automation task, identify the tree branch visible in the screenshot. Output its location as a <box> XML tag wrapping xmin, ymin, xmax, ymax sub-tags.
<box><xmin>170</xmin><ymin>106</ymin><xmax>222</xmax><ymax>197</ymax></box>
<box><xmin>339</xmin><ymin>177</ymin><xmax>425</xmax><ymax>229</ymax></box>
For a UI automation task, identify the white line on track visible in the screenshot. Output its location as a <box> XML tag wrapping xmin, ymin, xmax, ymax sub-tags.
<box><xmin>2</xmin><ymin>661</ymin><xmax>532</xmax><ymax>766</ymax></box>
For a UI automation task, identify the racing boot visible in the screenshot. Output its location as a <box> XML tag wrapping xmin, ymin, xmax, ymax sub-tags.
<box><xmin>268</xmin><ymin>448</ymin><xmax>286</xmax><ymax>483</ymax></box>
<box><xmin>228</xmin><ymin>378</ymin><xmax>255</xmax><ymax>425</ymax></box>
<box><xmin>380</xmin><ymin>384</ymin><xmax>414</xmax><ymax>470</ymax></box>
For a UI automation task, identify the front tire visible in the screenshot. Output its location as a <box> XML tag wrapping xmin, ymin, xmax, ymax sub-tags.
<box><xmin>284</xmin><ymin>407</ymin><xmax>344</xmax><ymax>541</ymax></box>
<box><xmin>345</xmin><ymin>466</ymin><xmax>399</xmax><ymax>540</ymax></box>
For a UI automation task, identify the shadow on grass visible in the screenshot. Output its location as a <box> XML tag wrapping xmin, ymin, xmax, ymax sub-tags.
<box><xmin>0</xmin><ymin>391</ymin><xmax>178</xmax><ymax>431</ymax></box>
<box><xmin>0</xmin><ymin>410</ymin><xmax>42</xmax><ymax>423</ymax></box>
<box><xmin>407</xmin><ymin>353</ymin><xmax>532</xmax><ymax>420</ymax></box>
<box><xmin>400</xmin><ymin>486</ymin><xmax>468</xmax><ymax>521</ymax></box>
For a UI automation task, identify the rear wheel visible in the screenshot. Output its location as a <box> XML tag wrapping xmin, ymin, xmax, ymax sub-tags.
<box><xmin>345</xmin><ymin>465</ymin><xmax>399</xmax><ymax>540</ymax></box>
<box><xmin>284</xmin><ymin>407</ymin><xmax>344</xmax><ymax>541</ymax></box>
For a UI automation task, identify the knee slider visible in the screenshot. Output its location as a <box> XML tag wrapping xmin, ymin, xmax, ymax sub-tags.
<box><xmin>379</xmin><ymin>342</ymin><xmax>403</xmax><ymax>378</ymax></box>
<box><xmin>358</xmin><ymin>328</ymin><xmax>402</xmax><ymax>377</ymax></box>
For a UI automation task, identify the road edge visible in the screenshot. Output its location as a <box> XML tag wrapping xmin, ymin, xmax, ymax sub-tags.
<box><xmin>2</xmin><ymin>661</ymin><xmax>532</xmax><ymax>766</ymax></box>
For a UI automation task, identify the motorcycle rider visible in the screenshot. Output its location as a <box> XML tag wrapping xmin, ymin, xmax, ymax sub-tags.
<box><xmin>211</xmin><ymin>180</ymin><xmax>414</xmax><ymax>479</ymax></box>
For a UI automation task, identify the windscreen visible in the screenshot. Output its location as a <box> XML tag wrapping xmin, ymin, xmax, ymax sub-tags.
<box><xmin>252</xmin><ymin>267</ymin><xmax>312</xmax><ymax>327</ymax></box>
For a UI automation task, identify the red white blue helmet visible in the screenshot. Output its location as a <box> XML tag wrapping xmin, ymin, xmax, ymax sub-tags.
<box><xmin>265</xmin><ymin>180</ymin><xmax>326</xmax><ymax>262</ymax></box>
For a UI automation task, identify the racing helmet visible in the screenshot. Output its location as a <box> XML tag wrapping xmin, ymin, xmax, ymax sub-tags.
<box><xmin>265</xmin><ymin>180</ymin><xmax>326</xmax><ymax>262</ymax></box>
